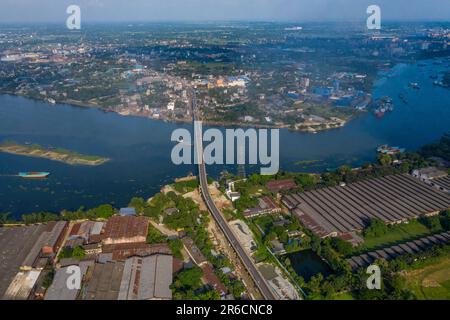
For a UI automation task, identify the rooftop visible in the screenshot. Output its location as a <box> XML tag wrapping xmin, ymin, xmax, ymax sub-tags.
<box><xmin>118</xmin><ymin>255</ymin><xmax>173</xmax><ymax>300</ymax></box>
<box><xmin>201</xmin><ymin>263</ymin><xmax>227</xmax><ymax>296</ymax></box>
<box><xmin>84</xmin><ymin>261</ymin><xmax>125</xmax><ymax>300</ymax></box>
<box><xmin>45</xmin><ymin>262</ymin><xmax>94</xmax><ymax>300</ymax></box>
<box><xmin>182</xmin><ymin>237</ymin><xmax>207</xmax><ymax>266</ymax></box>
<box><xmin>119</xmin><ymin>207</ymin><xmax>137</xmax><ymax>216</ymax></box>
<box><xmin>103</xmin><ymin>215</ymin><xmax>149</xmax><ymax>245</ymax></box>
<box><xmin>0</xmin><ymin>224</ymin><xmax>47</xmax><ymax>297</ymax></box>
<box><xmin>3</xmin><ymin>270</ymin><xmax>41</xmax><ymax>300</ymax></box>
<box><xmin>84</xmin><ymin>255</ymin><xmax>173</xmax><ymax>300</ymax></box>
<box><xmin>266</xmin><ymin>179</ymin><xmax>297</xmax><ymax>193</ymax></box>
<box><xmin>347</xmin><ymin>231</ymin><xmax>450</xmax><ymax>270</ymax></box>
<box><xmin>413</xmin><ymin>167</ymin><xmax>448</xmax><ymax>180</ymax></box>
<box><xmin>69</xmin><ymin>221</ymin><xmax>95</xmax><ymax>239</ymax></box>
<box><xmin>282</xmin><ymin>174</ymin><xmax>450</xmax><ymax>238</ymax></box>
<box><xmin>430</xmin><ymin>175</ymin><xmax>450</xmax><ymax>192</ymax></box>
<box><xmin>102</xmin><ymin>242</ymin><xmax>171</xmax><ymax>261</ymax></box>
<box><xmin>22</xmin><ymin>221</ymin><xmax>68</xmax><ymax>267</ymax></box>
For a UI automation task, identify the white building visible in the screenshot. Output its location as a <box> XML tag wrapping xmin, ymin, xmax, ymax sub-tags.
<box><xmin>167</xmin><ymin>101</ymin><xmax>175</xmax><ymax>111</ymax></box>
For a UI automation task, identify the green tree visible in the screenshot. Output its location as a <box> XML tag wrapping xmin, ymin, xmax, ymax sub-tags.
<box><xmin>196</xmin><ymin>289</ymin><xmax>221</xmax><ymax>300</ymax></box>
<box><xmin>0</xmin><ymin>213</ymin><xmax>11</xmax><ymax>225</ymax></box>
<box><xmin>364</xmin><ymin>218</ymin><xmax>388</xmax><ymax>238</ymax></box>
<box><xmin>128</xmin><ymin>197</ymin><xmax>146</xmax><ymax>213</ymax></box>
<box><xmin>307</xmin><ymin>273</ymin><xmax>324</xmax><ymax>295</ymax></box>
<box><xmin>294</xmin><ymin>173</ymin><xmax>318</xmax><ymax>188</ymax></box>
<box><xmin>440</xmin><ymin>210</ymin><xmax>450</xmax><ymax>231</ymax></box>
<box><xmin>146</xmin><ymin>225</ymin><xmax>167</xmax><ymax>244</ymax></box>
<box><xmin>168</xmin><ymin>238</ymin><xmax>183</xmax><ymax>259</ymax></box>
<box><xmin>42</xmin><ymin>269</ymin><xmax>55</xmax><ymax>289</ymax></box>
<box><xmin>230</xmin><ymin>280</ymin><xmax>245</xmax><ymax>298</ymax></box>
<box><xmin>173</xmin><ymin>267</ymin><xmax>203</xmax><ymax>290</ymax></box>
<box><xmin>378</xmin><ymin>154</ymin><xmax>393</xmax><ymax>166</ymax></box>
<box><xmin>420</xmin><ymin>215</ymin><xmax>442</xmax><ymax>232</ymax></box>
<box><xmin>331</xmin><ymin>237</ymin><xmax>353</xmax><ymax>256</ymax></box>
<box><xmin>90</xmin><ymin>204</ymin><xmax>115</xmax><ymax>219</ymax></box>
<box><xmin>72</xmin><ymin>246</ymin><xmax>86</xmax><ymax>260</ymax></box>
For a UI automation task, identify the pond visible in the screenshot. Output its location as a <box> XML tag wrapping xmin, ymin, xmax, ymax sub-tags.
<box><xmin>286</xmin><ymin>249</ymin><xmax>333</xmax><ymax>281</ymax></box>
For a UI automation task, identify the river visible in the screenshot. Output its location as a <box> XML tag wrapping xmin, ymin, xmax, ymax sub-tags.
<box><xmin>1</xmin><ymin>59</ymin><xmax>449</xmax><ymax>217</ymax></box>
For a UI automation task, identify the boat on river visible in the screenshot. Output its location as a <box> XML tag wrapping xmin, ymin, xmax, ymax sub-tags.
<box><xmin>18</xmin><ymin>172</ymin><xmax>50</xmax><ymax>179</ymax></box>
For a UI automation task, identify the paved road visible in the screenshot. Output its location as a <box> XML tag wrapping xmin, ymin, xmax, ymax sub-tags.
<box><xmin>192</xmin><ymin>93</ymin><xmax>277</xmax><ymax>300</ymax></box>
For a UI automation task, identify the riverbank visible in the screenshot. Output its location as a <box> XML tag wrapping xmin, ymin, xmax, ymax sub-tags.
<box><xmin>1</xmin><ymin>58</ymin><xmax>450</xmax><ymax>216</ymax></box>
<box><xmin>1</xmin><ymin>90</ymin><xmax>350</xmax><ymax>133</ymax></box>
<box><xmin>0</xmin><ymin>141</ymin><xmax>110</xmax><ymax>166</ymax></box>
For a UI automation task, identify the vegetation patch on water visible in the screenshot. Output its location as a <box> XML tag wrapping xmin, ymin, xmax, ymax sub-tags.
<box><xmin>294</xmin><ymin>159</ymin><xmax>322</xmax><ymax>166</ymax></box>
<box><xmin>0</xmin><ymin>141</ymin><xmax>110</xmax><ymax>166</ymax></box>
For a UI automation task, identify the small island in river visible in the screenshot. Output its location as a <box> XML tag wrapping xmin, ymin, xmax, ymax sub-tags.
<box><xmin>0</xmin><ymin>141</ymin><xmax>110</xmax><ymax>166</ymax></box>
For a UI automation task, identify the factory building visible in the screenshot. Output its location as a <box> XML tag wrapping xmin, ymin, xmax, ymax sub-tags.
<box><xmin>282</xmin><ymin>174</ymin><xmax>450</xmax><ymax>240</ymax></box>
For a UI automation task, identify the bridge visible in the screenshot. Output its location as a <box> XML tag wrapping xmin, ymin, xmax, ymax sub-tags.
<box><xmin>191</xmin><ymin>92</ymin><xmax>277</xmax><ymax>300</ymax></box>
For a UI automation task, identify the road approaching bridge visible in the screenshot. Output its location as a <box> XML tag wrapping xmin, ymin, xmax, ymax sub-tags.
<box><xmin>191</xmin><ymin>93</ymin><xmax>277</xmax><ymax>300</ymax></box>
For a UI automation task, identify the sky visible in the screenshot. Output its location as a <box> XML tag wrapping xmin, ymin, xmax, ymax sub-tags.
<box><xmin>1</xmin><ymin>0</ymin><xmax>449</xmax><ymax>23</ymax></box>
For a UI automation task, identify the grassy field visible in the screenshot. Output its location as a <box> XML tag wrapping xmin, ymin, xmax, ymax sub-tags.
<box><xmin>331</xmin><ymin>292</ymin><xmax>355</xmax><ymax>300</ymax></box>
<box><xmin>403</xmin><ymin>258</ymin><xmax>450</xmax><ymax>300</ymax></box>
<box><xmin>173</xmin><ymin>179</ymin><xmax>199</xmax><ymax>194</ymax></box>
<box><xmin>362</xmin><ymin>220</ymin><xmax>435</xmax><ymax>251</ymax></box>
<box><xmin>146</xmin><ymin>224</ymin><xmax>167</xmax><ymax>244</ymax></box>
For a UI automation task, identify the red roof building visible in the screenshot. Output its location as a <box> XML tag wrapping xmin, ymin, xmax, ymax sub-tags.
<box><xmin>102</xmin><ymin>242</ymin><xmax>171</xmax><ymax>261</ymax></box>
<box><xmin>102</xmin><ymin>216</ymin><xmax>149</xmax><ymax>245</ymax></box>
<box><xmin>201</xmin><ymin>263</ymin><xmax>228</xmax><ymax>297</ymax></box>
<box><xmin>266</xmin><ymin>179</ymin><xmax>297</xmax><ymax>193</ymax></box>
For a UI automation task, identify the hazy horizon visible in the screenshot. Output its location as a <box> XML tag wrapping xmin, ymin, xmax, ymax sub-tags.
<box><xmin>1</xmin><ymin>0</ymin><xmax>449</xmax><ymax>23</ymax></box>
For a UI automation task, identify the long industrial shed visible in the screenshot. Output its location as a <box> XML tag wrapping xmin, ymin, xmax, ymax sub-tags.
<box><xmin>282</xmin><ymin>174</ymin><xmax>450</xmax><ymax>238</ymax></box>
<box><xmin>347</xmin><ymin>231</ymin><xmax>450</xmax><ymax>270</ymax></box>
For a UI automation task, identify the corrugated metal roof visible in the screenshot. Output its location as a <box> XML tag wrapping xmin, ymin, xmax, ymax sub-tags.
<box><xmin>283</xmin><ymin>174</ymin><xmax>450</xmax><ymax>238</ymax></box>
<box><xmin>3</xmin><ymin>270</ymin><xmax>41</xmax><ymax>300</ymax></box>
<box><xmin>44</xmin><ymin>267</ymin><xmax>82</xmax><ymax>300</ymax></box>
<box><xmin>90</xmin><ymin>222</ymin><xmax>104</xmax><ymax>235</ymax></box>
<box><xmin>119</xmin><ymin>208</ymin><xmax>136</xmax><ymax>216</ymax></box>
<box><xmin>118</xmin><ymin>255</ymin><xmax>172</xmax><ymax>300</ymax></box>
<box><xmin>347</xmin><ymin>231</ymin><xmax>450</xmax><ymax>270</ymax></box>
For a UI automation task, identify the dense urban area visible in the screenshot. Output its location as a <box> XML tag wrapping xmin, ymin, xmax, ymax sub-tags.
<box><xmin>0</xmin><ymin>22</ymin><xmax>449</xmax><ymax>132</ymax></box>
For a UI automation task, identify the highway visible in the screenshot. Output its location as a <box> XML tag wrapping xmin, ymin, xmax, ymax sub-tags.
<box><xmin>191</xmin><ymin>92</ymin><xmax>277</xmax><ymax>300</ymax></box>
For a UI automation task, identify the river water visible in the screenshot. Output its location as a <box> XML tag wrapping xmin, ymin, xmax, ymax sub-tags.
<box><xmin>1</xmin><ymin>59</ymin><xmax>449</xmax><ymax>217</ymax></box>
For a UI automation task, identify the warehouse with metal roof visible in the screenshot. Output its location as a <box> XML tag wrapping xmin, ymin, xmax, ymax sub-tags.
<box><xmin>0</xmin><ymin>225</ymin><xmax>47</xmax><ymax>297</ymax></box>
<box><xmin>83</xmin><ymin>254</ymin><xmax>173</xmax><ymax>300</ymax></box>
<box><xmin>44</xmin><ymin>261</ymin><xmax>94</xmax><ymax>300</ymax></box>
<box><xmin>0</xmin><ymin>222</ymin><xmax>68</xmax><ymax>298</ymax></box>
<box><xmin>102</xmin><ymin>216</ymin><xmax>149</xmax><ymax>245</ymax></box>
<box><xmin>83</xmin><ymin>261</ymin><xmax>125</xmax><ymax>300</ymax></box>
<box><xmin>347</xmin><ymin>231</ymin><xmax>450</xmax><ymax>270</ymax></box>
<box><xmin>282</xmin><ymin>174</ymin><xmax>450</xmax><ymax>238</ymax></box>
<box><xmin>430</xmin><ymin>175</ymin><xmax>450</xmax><ymax>193</ymax></box>
<box><xmin>118</xmin><ymin>255</ymin><xmax>173</xmax><ymax>300</ymax></box>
